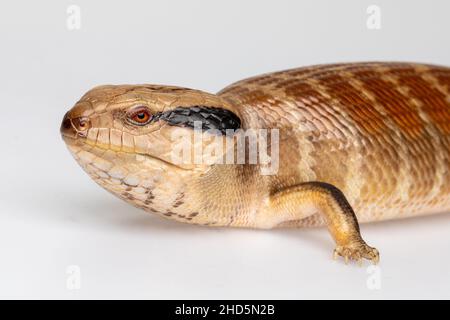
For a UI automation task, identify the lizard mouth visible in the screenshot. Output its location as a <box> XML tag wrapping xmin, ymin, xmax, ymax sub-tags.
<box><xmin>61</xmin><ymin>132</ymin><xmax>197</xmax><ymax>172</ymax></box>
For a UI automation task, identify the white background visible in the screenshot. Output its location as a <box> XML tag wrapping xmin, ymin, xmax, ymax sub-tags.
<box><xmin>0</xmin><ymin>0</ymin><xmax>449</xmax><ymax>299</ymax></box>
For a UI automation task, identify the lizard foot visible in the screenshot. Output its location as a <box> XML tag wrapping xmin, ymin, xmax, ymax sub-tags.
<box><xmin>333</xmin><ymin>242</ymin><xmax>379</xmax><ymax>265</ymax></box>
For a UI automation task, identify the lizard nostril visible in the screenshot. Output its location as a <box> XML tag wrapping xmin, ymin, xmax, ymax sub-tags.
<box><xmin>60</xmin><ymin>113</ymin><xmax>91</xmax><ymax>139</ymax></box>
<box><xmin>72</xmin><ymin>117</ymin><xmax>91</xmax><ymax>133</ymax></box>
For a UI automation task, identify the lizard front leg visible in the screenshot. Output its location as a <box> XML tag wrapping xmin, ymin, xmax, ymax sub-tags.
<box><xmin>268</xmin><ymin>181</ymin><xmax>379</xmax><ymax>265</ymax></box>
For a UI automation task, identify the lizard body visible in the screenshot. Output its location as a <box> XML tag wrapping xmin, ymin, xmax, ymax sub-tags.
<box><xmin>61</xmin><ymin>62</ymin><xmax>450</xmax><ymax>264</ymax></box>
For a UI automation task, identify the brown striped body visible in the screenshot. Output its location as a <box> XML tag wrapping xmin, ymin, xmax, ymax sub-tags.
<box><xmin>218</xmin><ymin>62</ymin><xmax>450</xmax><ymax>225</ymax></box>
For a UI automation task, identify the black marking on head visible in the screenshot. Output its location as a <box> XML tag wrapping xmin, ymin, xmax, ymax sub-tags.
<box><xmin>154</xmin><ymin>106</ymin><xmax>241</xmax><ymax>134</ymax></box>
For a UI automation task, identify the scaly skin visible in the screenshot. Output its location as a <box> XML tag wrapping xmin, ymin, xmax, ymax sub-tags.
<box><xmin>61</xmin><ymin>62</ymin><xmax>450</xmax><ymax>265</ymax></box>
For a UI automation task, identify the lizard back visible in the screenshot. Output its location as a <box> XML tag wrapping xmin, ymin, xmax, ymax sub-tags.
<box><xmin>218</xmin><ymin>62</ymin><xmax>450</xmax><ymax>223</ymax></box>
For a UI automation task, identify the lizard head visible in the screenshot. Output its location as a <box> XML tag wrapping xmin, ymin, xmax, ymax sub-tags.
<box><xmin>60</xmin><ymin>84</ymin><xmax>242</xmax><ymax>217</ymax></box>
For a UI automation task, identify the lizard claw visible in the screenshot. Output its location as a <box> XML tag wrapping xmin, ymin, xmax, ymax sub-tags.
<box><xmin>333</xmin><ymin>242</ymin><xmax>379</xmax><ymax>266</ymax></box>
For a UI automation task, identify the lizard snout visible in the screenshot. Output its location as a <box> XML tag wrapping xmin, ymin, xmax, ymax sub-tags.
<box><xmin>60</xmin><ymin>111</ymin><xmax>91</xmax><ymax>139</ymax></box>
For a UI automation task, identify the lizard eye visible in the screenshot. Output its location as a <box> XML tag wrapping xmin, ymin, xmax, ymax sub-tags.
<box><xmin>127</xmin><ymin>106</ymin><xmax>153</xmax><ymax>126</ymax></box>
